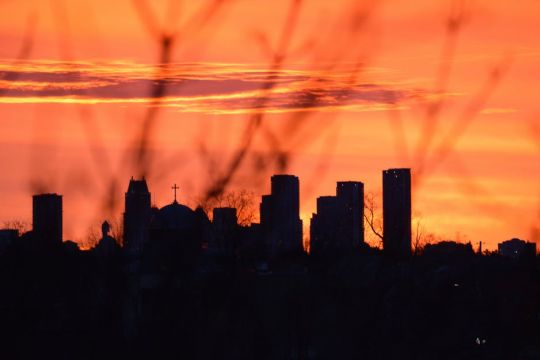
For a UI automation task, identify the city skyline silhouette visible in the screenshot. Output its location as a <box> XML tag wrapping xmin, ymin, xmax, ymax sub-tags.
<box><xmin>2</xmin><ymin>167</ymin><xmax>535</xmax><ymax>252</ymax></box>
<box><xmin>6</xmin><ymin>169</ymin><xmax>535</xmax><ymax>256</ymax></box>
<box><xmin>1</xmin><ymin>1</ymin><xmax>540</xmax><ymax>359</ymax></box>
<box><xmin>0</xmin><ymin>170</ymin><xmax>539</xmax><ymax>359</ymax></box>
<box><xmin>1</xmin><ymin>1</ymin><xmax>539</xmax><ymax>250</ymax></box>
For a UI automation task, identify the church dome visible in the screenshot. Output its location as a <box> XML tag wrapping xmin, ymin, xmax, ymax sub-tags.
<box><xmin>151</xmin><ymin>201</ymin><xmax>198</xmax><ymax>230</ymax></box>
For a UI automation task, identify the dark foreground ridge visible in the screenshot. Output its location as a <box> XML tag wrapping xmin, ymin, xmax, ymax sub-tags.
<box><xmin>0</xmin><ymin>170</ymin><xmax>539</xmax><ymax>359</ymax></box>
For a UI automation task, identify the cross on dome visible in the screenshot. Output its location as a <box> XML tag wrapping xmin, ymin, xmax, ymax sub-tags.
<box><xmin>172</xmin><ymin>183</ymin><xmax>179</xmax><ymax>203</ymax></box>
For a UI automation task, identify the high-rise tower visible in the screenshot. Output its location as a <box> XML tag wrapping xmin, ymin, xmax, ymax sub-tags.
<box><xmin>309</xmin><ymin>196</ymin><xmax>339</xmax><ymax>256</ymax></box>
<box><xmin>32</xmin><ymin>193</ymin><xmax>63</xmax><ymax>248</ymax></box>
<box><xmin>336</xmin><ymin>181</ymin><xmax>364</xmax><ymax>249</ymax></box>
<box><xmin>383</xmin><ymin>168</ymin><xmax>411</xmax><ymax>257</ymax></box>
<box><xmin>261</xmin><ymin>175</ymin><xmax>303</xmax><ymax>257</ymax></box>
<box><xmin>309</xmin><ymin>181</ymin><xmax>364</xmax><ymax>256</ymax></box>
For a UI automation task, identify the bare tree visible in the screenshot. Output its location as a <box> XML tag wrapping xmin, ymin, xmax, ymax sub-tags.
<box><xmin>2</xmin><ymin>220</ymin><xmax>31</xmax><ymax>235</ymax></box>
<box><xmin>83</xmin><ymin>225</ymin><xmax>101</xmax><ymax>250</ymax></box>
<box><xmin>364</xmin><ymin>194</ymin><xmax>435</xmax><ymax>253</ymax></box>
<box><xmin>412</xmin><ymin>217</ymin><xmax>423</xmax><ymax>255</ymax></box>
<box><xmin>222</xmin><ymin>190</ymin><xmax>257</xmax><ymax>226</ymax></box>
<box><xmin>199</xmin><ymin>190</ymin><xmax>257</xmax><ymax>226</ymax></box>
<box><xmin>412</xmin><ymin>216</ymin><xmax>435</xmax><ymax>255</ymax></box>
<box><xmin>364</xmin><ymin>192</ymin><xmax>383</xmax><ymax>247</ymax></box>
<box><xmin>109</xmin><ymin>217</ymin><xmax>124</xmax><ymax>246</ymax></box>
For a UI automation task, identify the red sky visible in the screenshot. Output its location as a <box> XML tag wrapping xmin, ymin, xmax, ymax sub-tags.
<box><xmin>1</xmin><ymin>0</ymin><xmax>540</xmax><ymax>249</ymax></box>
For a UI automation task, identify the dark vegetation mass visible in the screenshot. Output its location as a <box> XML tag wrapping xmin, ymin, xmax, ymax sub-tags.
<box><xmin>0</xmin><ymin>240</ymin><xmax>539</xmax><ymax>360</ymax></box>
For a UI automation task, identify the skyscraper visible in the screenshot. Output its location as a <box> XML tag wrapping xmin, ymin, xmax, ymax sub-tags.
<box><xmin>310</xmin><ymin>196</ymin><xmax>339</xmax><ymax>256</ymax></box>
<box><xmin>383</xmin><ymin>168</ymin><xmax>411</xmax><ymax>257</ymax></box>
<box><xmin>261</xmin><ymin>175</ymin><xmax>303</xmax><ymax>257</ymax></box>
<box><xmin>309</xmin><ymin>181</ymin><xmax>364</xmax><ymax>256</ymax></box>
<box><xmin>124</xmin><ymin>177</ymin><xmax>151</xmax><ymax>255</ymax></box>
<box><xmin>336</xmin><ymin>181</ymin><xmax>364</xmax><ymax>249</ymax></box>
<box><xmin>32</xmin><ymin>193</ymin><xmax>63</xmax><ymax>247</ymax></box>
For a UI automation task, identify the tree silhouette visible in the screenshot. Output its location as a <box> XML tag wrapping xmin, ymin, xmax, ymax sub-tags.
<box><xmin>199</xmin><ymin>190</ymin><xmax>257</xmax><ymax>226</ymax></box>
<box><xmin>2</xmin><ymin>220</ymin><xmax>30</xmax><ymax>235</ymax></box>
<box><xmin>364</xmin><ymin>192</ymin><xmax>383</xmax><ymax>247</ymax></box>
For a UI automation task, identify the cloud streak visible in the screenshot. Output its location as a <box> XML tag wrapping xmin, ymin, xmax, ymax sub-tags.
<box><xmin>0</xmin><ymin>60</ymin><xmax>423</xmax><ymax>114</ymax></box>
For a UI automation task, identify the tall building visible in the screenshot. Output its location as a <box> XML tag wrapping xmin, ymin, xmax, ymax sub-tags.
<box><xmin>336</xmin><ymin>181</ymin><xmax>364</xmax><ymax>249</ymax></box>
<box><xmin>261</xmin><ymin>175</ymin><xmax>303</xmax><ymax>257</ymax></box>
<box><xmin>310</xmin><ymin>196</ymin><xmax>339</xmax><ymax>256</ymax></box>
<box><xmin>124</xmin><ymin>177</ymin><xmax>151</xmax><ymax>255</ymax></box>
<box><xmin>32</xmin><ymin>193</ymin><xmax>62</xmax><ymax>247</ymax></box>
<box><xmin>383</xmin><ymin>168</ymin><xmax>411</xmax><ymax>257</ymax></box>
<box><xmin>309</xmin><ymin>181</ymin><xmax>364</xmax><ymax>256</ymax></box>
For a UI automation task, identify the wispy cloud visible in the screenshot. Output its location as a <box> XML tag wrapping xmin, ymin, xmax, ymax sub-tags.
<box><xmin>480</xmin><ymin>107</ymin><xmax>517</xmax><ymax>115</ymax></box>
<box><xmin>0</xmin><ymin>60</ymin><xmax>423</xmax><ymax>114</ymax></box>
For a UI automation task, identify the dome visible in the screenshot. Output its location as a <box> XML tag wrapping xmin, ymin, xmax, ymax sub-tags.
<box><xmin>151</xmin><ymin>201</ymin><xmax>198</xmax><ymax>230</ymax></box>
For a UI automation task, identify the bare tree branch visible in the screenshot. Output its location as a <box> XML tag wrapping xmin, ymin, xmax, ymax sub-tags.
<box><xmin>364</xmin><ymin>192</ymin><xmax>383</xmax><ymax>243</ymax></box>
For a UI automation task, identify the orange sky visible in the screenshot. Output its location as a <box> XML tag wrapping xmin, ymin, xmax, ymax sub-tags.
<box><xmin>1</xmin><ymin>0</ymin><xmax>540</xmax><ymax>249</ymax></box>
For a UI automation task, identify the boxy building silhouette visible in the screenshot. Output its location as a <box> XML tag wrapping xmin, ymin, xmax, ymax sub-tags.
<box><xmin>383</xmin><ymin>168</ymin><xmax>411</xmax><ymax>257</ymax></box>
<box><xmin>336</xmin><ymin>181</ymin><xmax>364</xmax><ymax>249</ymax></box>
<box><xmin>32</xmin><ymin>193</ymin><xmax>63</xmax><ymax>247</ymax></box>
<box><xmin>310</xmin><ymin>181</ymin><xmax>364</xmax><ymax>256</ymax></box>
<box><xmin>261</xmin><ymin>175</ymin><xmax>303</xmax><ymax>258</ymax></box>
<box><xmin>310</xmin><ymin>196</ymin><xmax>340</xmax><ymax>256</ymax></box>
